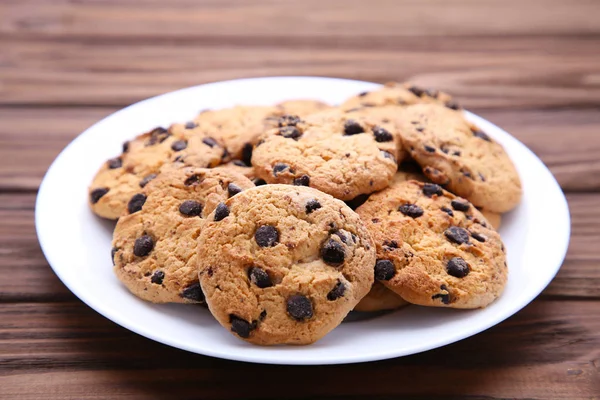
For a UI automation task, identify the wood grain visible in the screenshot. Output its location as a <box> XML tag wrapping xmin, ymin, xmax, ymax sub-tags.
<box><xmin>0</xmin><ymin>192</ymin><xmax>598</xmax><ymax>302</ymax></box>
<box><xmin>0</xmin><ymin>300</ymin><xmax>598</xmax><ymax>399</ymax></box>
<box><xmin>2</xmin><ymin>107</ymin><xmax>600</xmax><ymax>192</ymax></box>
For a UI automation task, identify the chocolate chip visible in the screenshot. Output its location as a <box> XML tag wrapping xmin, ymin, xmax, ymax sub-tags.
<box><xmin>416</xmin><ymin>126</ymin><xmax>425</xmax><ymax>132</ymax></box>
<box><xmin>259</xmin><ymin>310</ymin><xmax>267</xmax><ymax>320</ymax></box>
<box><xmin>446</xmin><ymin>257</ymin><xmax>470</xmax><ymax>278</ymax></box>
<box><xmin>221</xmin><ymin>147</ymin><xmax>230</xmax><ymax>160</ymax></box>
<box><xmin>441</xmin><ymin>206</ymin><xmax>454</xmax><ymax>217</ymax></box>
<box><xmin>432</xmin><ymin>292</ymin><xmax>450</xmax><ymax>304</ymax></box>
<box><xmin>373</xmin><ymin>126</ymin><xmax>393</xmax><ymax>142</ymax></box>
<box><xmin>424</xmin><ymin>89</ymin><xmax>439</xmax><ymax>98</ymax></box>
<box><xmin>127</xmin><ymin>193</ymin><xmax>146</xmax><ymax>214</ymax></box>
<box><xmin>424</xmin><ymin>145</ymin><xmax>436</xmax><ymax>153</ymax></box>
<box><xmin>214</xmin><ymin>202</ymin><xmax>229</xmax><ymax>221</ymax></box>
<box><xmin>444</xmin><ymin>226</ymin><xmax>470</xmax><ymax>245</ymax></box>
<box><xmin>273</xmin><ymin>163</ymin><xmax>289</xmax><ymax>176</ymax></box>
<box><xmin>179</xmin><ymin>200</ymin><xmax>203</xmax><ymax>216</ymax></box>
<box><xmin>255</xmin><ymin>225</ymin><xmax>279</xmax><ymax>247</ymax></box>
<box><xmin>398</xmin><ymin>203</ymin><xmax>424</xmax><ymax>218</ymax></box>
<box><xmin>278</xmin><ymin>114</ymin><xmax>301</xmax><ymax>127</ymax></box>
<box><xmin>122</xmin><ymin>141</ymin><xmax>130</xmax><ymax>153</ymax></box>
<box><xmin>408</xmin><ymin>86</ymin><xmax>425</xmax><ymax>97</ymax></box>
<box><xmin>134</xmin><ymin>235</ymin><xmax>154</xmax><ymax>257</ymax></box>
<box><xmin>181</xmin><ymin>282</ymin><xmax>204</xmax><ymax>302</ymax></box>
<box><xmin>472</xmin><ymin>129</ymin><xmax>491</xmax><ymax>142</ymax></box>
<box><xmin>151</xmin><ymin>270</ymin><xmax>165</xmax><ymax>284</ymax></box>
<box><xmin>375</xmin><ymin>259</ymin><xmax>395</xmax><ymax>281</ymax></box>
<box><xmin>462</xmin><ymin>170</ymin><xmax>473</xmax><ymax>179</ymax></box>
<box><xmin>383</xmin><ymin>240</ymin><xmax>398</xmax><ymax>249</ymax></box>
<box><xmin>422</xmin><ymin>183</ymin><xmax>443</xmax><ymax>197</ymax></box>
<box><xmin>345</xmin><ymin>194</ymin><xmax>369</xmax><ymax>210</ymax></box>
<box><xmin>471</xmin><ymin>232</ymin><xmax>487</xmax><ymax>242</ymax></box>
<box><xmin>358</xmin><ymin>91</ymin><xmax>369</xmax><ymax>97</ymax></box>
<box><xmin>327</xmin><ymin>280</ymin><xmax>346</xmax><ymax>301</ymax></box>
<box><xmin>381</xmin><ymin>151</ymin><xmax>397</xmax><ymax>163</ymax></box>
<box><xmin>453</xmin><ymin>150</ymin><xmax>462</xmax><ymax>156</ymax></box>
<box><xmin>479</xmin><ymin>173</ymin><xmax>486</xmax><ymax>182</ymax></box>
<box><xmin>147</xmin><ymin>127</ymin><xmax>170</xmax><ymax>145</ymax></box>
<box><xmin>90</xmin><ymin>188</ymin><xmax>109</xmax><ymax>204</ymax></box>
<box><xmin>107</xmin><ymin>158</ymin><xmax>122</xmax><ymax>169</ymax></box>
<box><xmin>184</xmin><ymin>174</ymin><xmax>201</xmax><ymax>186</ymax></box>
<box><xmin>139</xmin><ymin>174</ymin><xmax>157</xmax><ymax>188</ymax></box>
<box><xmin>171</xmin><ymin>140</ymin><xmax>188</xmax><ymax>151</ymax></box>
<box><xmin>334</xmin><ymin>231</ymin><xmax>348</xmax><ymax>244</ymax></box>
<box><xmin>305</xmin><ymin>199</ymin><xmax>321</xmax><ymax>214</ymax></box>
<box><xmin>321</xmin><ymin>238</ymin><xmax>345</xmax><ymax>266</ymax></box>
<box><xmin>248</xmin><ymin>267</ymin><xmax>272</xmax><ymax>288</ymax></box>
<box><xmin>253</xmin><ymin>178</ymin><xmax>267</xmax><ymax>186</ymax></box>
<box><xmin>185</xmin><ymin>121</ymin><xmax>197</xmax><ymax>129</ymax></box>
<box><xmin>286</xmin><ymin>295</ymin><xmax>313</xmax><ymax>320</ymax></box>
<box><xmin>445</xmin><ymin>100</ymin><xmax>461</xmax><ymax>110</ymax></box>
<box><xmin>241</xmin><ymin>143</ymin><xmax>253</xmax><ymax>165</ymax></box>
<box><xmin>293</xmin><ymin>175</ymin><xmax>310</xmax><ymax>186</ymax></box>
<box><xmin>344</xmin><ymin>119</ymin><xmax>364</xmax><ymax>135</ymax></box>
<box><xmin>451</xmin><ymin>199</ymin><xmax>470</xmax><ymax>212</ymax></box>
<box><xmin>232</xmin><ymin>159</ymin><xmax>247</xmax><ymax>167</ymax></box>
<box><xmin>111</xmin><ymin>247</ymin><xmax>118</xmax><ymax>265</ymax></box>
<box><xmin>227</xmin><ymin>183</ymin><xmax>242</xmax><ymax>197</ymax></box>
<box><xmin>230</xmin><ymin>315</ymin><xmax>254</xmax><ymax>338</ymax></box>
<box><xmin>202</xmin><ymin>137</ymin><xmax>218</xmax><ymax>148</ymax></box>
<box><xmin>280</xmin><ymin>126</ymin><xmax>302</xmax><ymax>140</ymax></box>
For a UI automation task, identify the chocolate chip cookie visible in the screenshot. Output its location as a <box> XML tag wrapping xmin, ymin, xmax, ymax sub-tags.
<box><xmin>89</xmin><ymin>126</ymin><xmax>226</xmax><ymax>219</ymax></box>
<box><xmin>397</xmin><ymin>103</ymin><xmax>522</xmax><ymax>213</ymax></box>
<box><xmin>354</xmin><ymin>282</ymin><xmax>408</xmax><ymax>312</ymax></box>
<box><xmin>112</xmin><ymin>166</ymin><xmax>254</xmax><ymax>303</ymax></box>
<box><xmin>197</xmin><ymin>185</ymin><xmax>375</xmax><ymax>345</ymax></box>
<box><xmin>356</xmin><ymin>180</ymin><xmax>507</xmax><ymax>309</ymax></box>
<box><xmin>251</xmin><ymin>112</ymin><xmax>398</xmax><ymax>201</ymax></box>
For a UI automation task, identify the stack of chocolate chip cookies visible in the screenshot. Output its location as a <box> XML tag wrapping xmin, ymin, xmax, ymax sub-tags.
<box><xmin>89</xmin><ymin>82</ymin><xmax>521</xmax><ymax>345</ymax></box>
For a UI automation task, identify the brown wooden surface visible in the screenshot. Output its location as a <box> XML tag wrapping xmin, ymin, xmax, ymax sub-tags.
<box><xmin>1</xmin><ymin>1</ymin><xmax>599</xmax><ymax>399</ymax></box>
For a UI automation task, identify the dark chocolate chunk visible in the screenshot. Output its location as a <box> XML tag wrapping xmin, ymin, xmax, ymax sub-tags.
<box><xmin>227</xmin><ymin>183</ymin><xmax>242</xmax><ymax>197</ymax></box>
<box><xmin>398</xmin><ymin>203</ymin><xmax>424</xmax><ymax>218</ymax></box>
<box><xmin>424</xmin><ymin>145</ymin><xmax>436</xmax><ymax>153</ymax></box>
<box><xmin>344</xmin><ymin>119</ymin><xmax>364</xmax><ymax>135</ymax></box>
<box><xmin>446</xmin><ymin>257</ymin><xmax>470</xmax><ymax>278</ymax></box>
<box><xmin>133</xmin><ymin>235</ymin><xmax>154</xmax><ymax>257</ymax></box>
<box><xmin>293</xmin><ymin>175</ymin><xmax>310</xmax><ymax>186</ymax></box>
<box><xmin>255</xmin><ymin>225</ymin><xmax>279</xmax><ymax>247</ymax></box>
<box><xmin>472</xmin><ymin>129</ymin><xmax>491</xmax><ymax>142</ymax></box>
<box><xmin>241</xmin><ymin>143</ymin><xmax>253</xmax><ymax>165</ymax></box>
<box><xmin>122</xmin><ymin>141</ymin><xmax>130</xmax><ymax>153</ymax></box>
<box><xmin>445</xmin><ymin>100</ymin><xmax>461</xmax><ymax>110</ymax></box>
<box><xmin>248</xmin><ymin>267</ymin><xmax>272</xmax><ymax>288</ymax></box>
<box><xmin>127</xmin><ymin>193</ymin><xmax>146</xmax><ymax>214</ymax></box>
<box><xmin>185</xmin><ymin>121</ymin><xmax>197</xmax><ymax>129</ymax></box>
<box><xmin>139</xmin><ymin>174</ymin><xmax>157</xmax><ymax>188</ymax></box>
<box><xmin>111</xmin><ymin>247</ymin><xmax>118</xmax><ymax>266</ymax></box>
<box><xmin>184</xmin><ymin>174</ymin><xmax>202</xmax><ymax>186</ymax></box>
<box><xmin>286</xmin><ymin>295</ymin><xmax>313</xmax><ymax>320</ymax></box>
<box><xmin>321</xmin><ymin>238</ymin><xmax>345</xmax><ymax>266</ymax></box>
<box><xmin>107</xmin><ymin>158</ymin><xmax>122</xmax><ymax>169</ymax></box>
<box><xmin>181</xmin><ymin>282</ymin><xmax>204</xmax><ymax>302</ymax></box>
<box><xmin>214</xmin><ymin>202</ymin><xmax>230</xmax><ymax>221</ymax></box>
<box><xmin>358</xmin><ymin>91</ymin><xmax>369</xmax><ymax>97</ymax></box>
<box><xmin>431</xmin><ymin>292</ymin><xmax>450</xmax><ymax>304</ymax></box>
<box><xmin>441</xmin><ymin>206</ymin><xmax>454</xmax><ymax>217</ymax></box>
<box><xmin>408</xmin><ymin>86</ymin><xmax>425</xmax><ymax>97</ymax></box>
<box><xmin>90</xmin><ymin>188</ymin><xmax>109</xmax><ymax>204</ymax></box>
<box><xmin>422</xmin><ymin>183</ymin><xmax>443</xmax><ymax>197</ymax></box>
<box><xmin>171</xmin><ymin>140</ymin><xmax>188</xmax><ymax>151</ymax></box>
<box><xmin>373</xmin><ymin>126</ymin><xmax>393</xmax><ymax>142</ymax></box>
<box><xmin>471</xmin><ymin>232</ymin><xmax>487</xmax><ymax>242</ymax></box>
<box><xmin>202</xmin><ymin>137</ymin><xmax>218</xmax><ymax>148</ymax></box>
<box><xmin>451</xmin><ymin>199</ymin><xmax>470</xmax><ymax>212</ymax></box>
<box><xmin>179</xmin><ymin>200</ymin><xmax>203</xmax><ymax>217</ymax></box>
<box><xmin>381</xmin><ymin>150</ymin><xmax>397</xmax><ymax>163</ymax></box>
<box><xmin>383</xmin><ymin>240</ymin><xmax>398</xmax><ymax>249</ymax></box>
<box><xmin>272</xmin><ymin>163</ymin><xmax>289</xmax><ymax>176</ymax></box>
<box><xmin>232</xmin><ymin>159</ymin><xmax>247</xmax><ymax>167</ymax></box>
<box><xmin>280</xmin><ymin>126</ymin><xmax>302</xmax><ymax>140</ymax></box>
<box><xmin>424</xmin><ymin>88</ymin><xmax>439</xmax><ymax>98</ymax></box>
<box><xmin>230</xmin><ymin>315</ymin><xmax>254</xmax><ymax>338</ymax></box>
<box><xmin>444</xmin><ymin>226</ymin><xmax>470</xmax><ymax>245</ymax></box>
<box><xmin>374</xmin><ymin>259</ymin><xmax>395</xmax><ymax>281</ymax></box>
<box><xmin>278</xmin><ymin>114</ymin><xmax>301</xmax><ymax>127</ymax></box>
<box><xmin>151</xmin><ymin>270</ymin><xmax>165</xmax><ymax>284</ymax></box>
<box><xmin>305</xmin><ymin>199</ymin><xmax>321</xmax><ymax>214</ymax></box>
<box><xmin>253</xmin><ymin>178</ymin><xmax>267</xmax><ymax>186</ymax></box>
<box><xmin>327</xmin><ymin>280</ymin><xmax>346</xmax><ymax>301</ymax></box>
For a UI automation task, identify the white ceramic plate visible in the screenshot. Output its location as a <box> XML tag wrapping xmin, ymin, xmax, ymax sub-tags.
<box><xmin>36</xmin><ymin>77</ymin><xmax>570</xmax><ymax>365</ymax></box>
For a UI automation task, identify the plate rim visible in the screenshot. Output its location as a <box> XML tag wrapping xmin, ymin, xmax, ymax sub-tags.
<box><xmin>35</xmin><ymin>76</ymin><xmax>571</xmax><ymax>365</ymax></box>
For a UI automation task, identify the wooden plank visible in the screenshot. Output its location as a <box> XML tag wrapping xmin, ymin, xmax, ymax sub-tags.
<box><xmin>0</xmin><ymin>300</ymin><xmax>598</xmax><ymax>399</ymax></box>
<box><xmin>0</xmin><ymin>192</ymin><xmax>599</xmax><ymax>301</ymax></box>
<box><xmin>2</xmin><ymin>107</ymin><xmax>600</xmax><ymax>192</ymax></box>
<box><xmin>2</xmin><ymin>0</ymin><xmax>599</xmax><ymax>39</ymax></box>
<box><xmin>1</xmin><ymin>36</ymin><xmax>599</xmax><ymax>107</ymax></box>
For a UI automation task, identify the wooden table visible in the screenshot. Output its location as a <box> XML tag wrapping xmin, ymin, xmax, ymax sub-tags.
<box><xmin>1</xmin><ymin>1</ymin><xmax>599</xmax><ymax>398</ymax></box>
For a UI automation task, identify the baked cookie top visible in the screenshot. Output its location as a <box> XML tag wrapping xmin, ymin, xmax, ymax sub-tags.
<box><xmin>397</xmin><ymin>103</ymin><xmax>522</xmax><ymax>213</ymax></box>
<box><xmin>251</xmin><ymin>112</ymin><xmax>398</xmax><ymax>201</ymax></box>
<box><xmin>341</xmin><ymin>82</ymin><xmax>458</xmax><ymax>111</ymax></box>
<box><xmin>112</xmin><ymin>166</ymin><xmax>254</xmax><ymax>304</ymax></box>
<box><xmin>89</xmin><ymin>126</ymin><xmax>226</xmax><ymax>219</ymax></box>
<box><xmin>356</xmin><ymin>180</ymin><xmax>507</xmax><ymax>309</ymax></box>
<box><xmin>197</xmin><ymin>185</ymin><xmax>375</xmax><ymax>345</ymax></box>
<box><xmin>354</xmin><ymin>282</ymin><xmax>408</xmax><ymax>313</ymax></box>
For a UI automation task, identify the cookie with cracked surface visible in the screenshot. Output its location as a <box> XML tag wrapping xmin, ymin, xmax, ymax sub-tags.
<box><xmin>251</xmin><ymin>112</ymin><xmax>398</xmax><ymax>201</ymax></box>
<box><xmin>197</xmin><ymin>185</ymin><xmax>375</xmax><ymax>345</ymax></box>
<box><xmin>89</xmin><ymin>126</ymin><xmax>226</xmax><ymax>219</ymax></box>
<box><xmin>341</xmin><ymin>82</ymin><xmax>457</xmax><ymax>111</ymax></box>
<box><xmin>191</xmin><ymin>106</ymin><xmax>283</xmax><ymax>162</ymax></box>
<box><xmin>398</xmin><ymin>103</ymin><xmax>521</xmax><ymax>213</ymax></box>
<box><xmin>356</xmin><ymin>180</ymin><xmax>507</xmax><ymax>309</ymax></box>
<box><xmin>276</xmin><ymin>99</ymin><xmax>331</xmax><ymax>117</ymax></box>
<box><xmin>112</xmin><ymin>166</ymin><xmax>254</xmax><ymax>304</ymax></box>
<box><xmin>354</xmin><ymin>282</ymin><xmax>408</xmax><ymax>312</ymax></box>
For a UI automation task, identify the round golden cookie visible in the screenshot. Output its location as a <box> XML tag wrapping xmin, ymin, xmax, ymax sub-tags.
<box><xmin>354</xmin><ymin>282</ymin><xmax>409</xmax><ymax>312</ymax></box>
<box><xmin>356</xmin><ymin>180</ymin><xmax>507</xmax><ymax>309</ymax></box>
<box><xmin>276</xmin><ymin>99</ymin><xmax>331</xmax><ymax>116</ymax></box>
<box><xmin>341</xmin><ymin>82</ymin><xmax>458</xmax><ymax>111</ymax></box>
<box><xmin>111</xmin><ymin>166</ymin><xmax>254</xmax><ymax>304</ymax></box>
<box><xmin>89</xmin><ymin>126</ymin><xmax>226</xmax><ymax>219</ymax></box>
<box><xmin>397</xmin><ymin>103</ymin><xmax>522</xmax><ymax>213</ymax></box>
<box><xmin>191</xmin><ymin>106</ymin><xmax>283</xmax><ymax>162</ymax></box>
<box><xmin>197</xmin><ymin>185</ymin><xmax>375</xmax><ymax>345</ymax></box>
<box><xmin>251</xmin><ymin>113</ymin><xmax>398</xmax><ymax>201</ymax></box>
